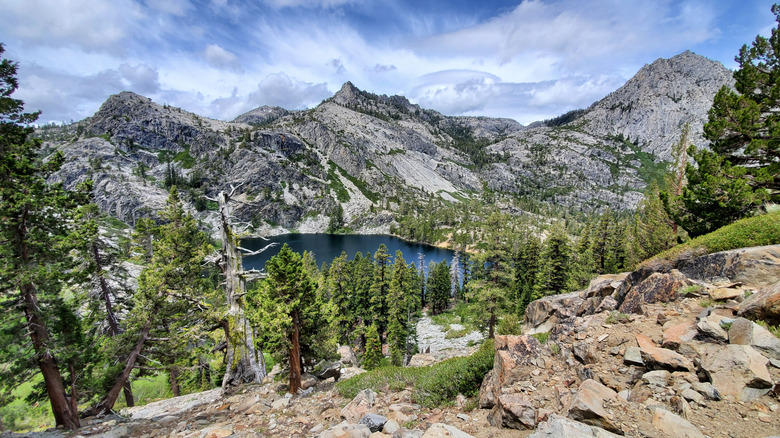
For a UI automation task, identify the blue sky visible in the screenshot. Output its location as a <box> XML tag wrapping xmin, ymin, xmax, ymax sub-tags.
<box><xmin>0</xmin><ymin>0</ymin><xmax>775</xmax><ymax>125</ymax></box>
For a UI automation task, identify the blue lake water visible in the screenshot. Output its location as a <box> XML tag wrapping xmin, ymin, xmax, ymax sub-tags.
<box><xmin>242</xmin><ymin>234</ymin><xmax>456</xmax><ymax>271</ymax></box>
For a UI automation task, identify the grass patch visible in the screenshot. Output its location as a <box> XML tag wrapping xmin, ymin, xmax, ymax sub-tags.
<box><xmin>445</xmin><ymin>328</ymin><xmax>469</xmax><ymax>339</ymax></box>
<box><xmin>174</xmin><ymin>148</ymin><xmax>196</xmax><ymax>169</ymax></box>
<box><xmin>0</xmin><ymin>378</ymin><xmax>54</xmax><ymax>432</ymax></box>
<box><xmin>680</xmin><ymin>285</ymin><xmax>703</xmax><ymax>296</ymax></box>
<box><xmin>327</xmin><ymin>162</ymin><xmax>351</xmax><ymax>203</ymax></box>
<box><xmin>699</xmin><ymin>298</ymin><xmax>714</xmax><ymax>308</ymax></box>
<box><xmin>605</xmin><ymin>311</ymin><xmax>631</xmax><ymax>324</ymax></box>
<box><xmin>336</xmin><ymin>340</ymin><xmax>494</xmax><ymax>408</ymax></box>
<box><xmin>641</xmin><ymin>211</ymin><xmax>780</xmax><ymax>268</ymax></box>
<box><xmin>756</xmin><ymin>320</ymin><xmax>780</xmax><ymax>338</ymax></box>
<box><xmin>530</xmin><ymin>332</ymin><xmax>549</xmax><ymax>344</ymax></box>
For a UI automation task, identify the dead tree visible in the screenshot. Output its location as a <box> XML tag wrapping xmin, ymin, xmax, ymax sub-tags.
<box><xmin>214</xmin><ymin>187</ymin><xmax>276</xmax><ymax>391</ymax></box>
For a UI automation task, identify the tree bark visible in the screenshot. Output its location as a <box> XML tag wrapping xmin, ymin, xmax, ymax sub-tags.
<box><xmin>93</xmin><ymin>241</ymin><xmax>135</xmax><ymax>407</ymax></box>
<box><xmin>94</xmin><ymin>319</ymin><xmax>152</xmax><ymax>416</ymax></box>
<box><xmin>289</xmin><ymin>312</ymin><xmax>302</xmax><ymax>394</ymax></box>
<box><xmin>22</xmin><ymin>282</ymin><xmax>80</xmax><ymax>429</ymax></box>
<box><xmin>218</xmin><ymin>191</ymin><xmax>267</xmax><ymax>390</ymax></box>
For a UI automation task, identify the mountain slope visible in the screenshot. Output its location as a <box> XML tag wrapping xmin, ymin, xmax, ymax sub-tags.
<box><xmin>43</xmin><ymin>51</ymin><xmax>734</xmax><ymax>235</ymax></box>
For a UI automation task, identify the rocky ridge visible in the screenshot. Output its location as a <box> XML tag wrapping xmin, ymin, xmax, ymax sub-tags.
<box><xmin>40</xmin><ymin>51</ymin><xmax>733</xmax><ymax>234</ymax></box>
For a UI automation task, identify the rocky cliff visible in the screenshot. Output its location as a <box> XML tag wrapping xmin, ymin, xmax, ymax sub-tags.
<box><xmin>42</xmin><ymin>51</ymin><xmax>733</xmax><ymax>234</ymax></box>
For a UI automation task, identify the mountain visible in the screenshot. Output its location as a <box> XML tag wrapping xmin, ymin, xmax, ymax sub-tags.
<box><xmin>42</xmin><ymin>51</ymin><xmax>733</xmax><ymax>236</ymax></box>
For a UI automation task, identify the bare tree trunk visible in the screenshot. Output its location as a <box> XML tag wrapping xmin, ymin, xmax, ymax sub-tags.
<box><xmin>169</xmin><ymin>367</ymin><xmax>181</xmax><ymax>397</ymax></box>
<box><xmin>92</xmin><ymin>241</ymin><xmax>135</xmax><ymax>407</ymax></box>
<box><xmin>218</xmin><ymin>191</ymin><xmax>267</xmax><ymax>391</ymax></box>
<box><xmin>22</xmin><ymin>282</ymin><xmax>80</xmax><ymax>430</ymax></box>
<box><xmin>94</xmin><ymin>320</ymin><xmax>152</xmax><ymax>416</ymax></box>
<box><xmin>289</xmin><ymin>312</ymin><xmax>302</xmax><ymax>394</ymax></box>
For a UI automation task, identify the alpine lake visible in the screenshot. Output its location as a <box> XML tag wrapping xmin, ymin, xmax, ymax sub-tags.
<box><xmin>241</xmin><ymin>234</ymin><xmax>455</xmax><ymax>272</ymax></box>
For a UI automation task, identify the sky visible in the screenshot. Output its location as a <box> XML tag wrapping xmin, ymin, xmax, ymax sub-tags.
<box><xmin>0</xmin><ymin>0</ymin><xmax>776</xmax><ymax>125</ymax></box>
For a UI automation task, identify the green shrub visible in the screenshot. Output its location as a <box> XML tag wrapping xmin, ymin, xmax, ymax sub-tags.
<box><xmin>337</xmin><ymin>340</ymin><xmax>494</xmax><ymax>408</ymax></box>
<box><xmin>642</xmin><ymin>211</ymin><xmax>780</xmax><ymax>267</ymax></box>
<box><xmin>680</xmin><ymin>284</ymin><xmax>703</xmax><ymax>296</ymax></box>
<box><xmin>497</xmin><ymin>314</ymin><xmax>522</xmax><ymax>335</ymax></box>
<box><xmin>605</xmin><ymin>311</ymin><xmax>631</xmax><ymax>324</ymax></box>
<box><xmin>530</xmin><ymin>332</ymin><xmax>549</xmax><ymax>344</ymax></box>
<box><xmin>445</xmin><ymin>328</ymin><xmax>469</xmax><ymax>339</ymax></box>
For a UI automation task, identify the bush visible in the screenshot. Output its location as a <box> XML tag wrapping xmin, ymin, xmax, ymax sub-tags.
<box><xmin>530</xmin><ymin>332</ymin><xmax>549</xmax><ymax>344</ymax></box>
<box><xmin>336</xmin><ymin>340</ymin><xmax>494</xmax><ymax>408</ymax></box>
<box><xmin>642</xmin><ymin>211</ymin><xmax>780</xmax><ymax>267</ymax></box>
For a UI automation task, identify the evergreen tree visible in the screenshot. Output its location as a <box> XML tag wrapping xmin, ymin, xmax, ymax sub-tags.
<box><xmin>94</xmin><ymin>187</ymin><xmax>212</xmax><ymax>414</ymax></box>
<box><xmin>467</xmin><ymin>213</ymin><xmax>514</xmax><ymax>338</ymax></box>
<box><xmin>703</xmin><ymin>4</ymin><xmax>780</xmax><ymax>199</ymax></box>
<box><xmin>253</xmin><ymin>244</ymin><xmax>318</xmax><ymax>394</ymax></box>
<box><xmin>0</xmin><ymin>44</ymin><xmax>89</xmax><ymax>430</ymax></box>
<box><xmin>427</xmin><ymin>260</ymin><xmax>451</xmax><ymax>315</ymax></box>
<box><xmin>515</xmin><ymin>232</ymin><xmax>541</xmax><ymax>315</ymax></box>
<box><xmin>369</xmin><ymin>244</ymin><xmax>391</xmax><ymax>338</ymax></box>
<box><xmin>362</xmin><ymin>323</ymin><xmax>383</xmax><ymax>370</ymax></box>
<box><xmin>663</xmin><ymin>146</ymin><xmax>767</xmax><ymax>237</ymax></box>
<box><xmin>326</xmin><ymin>252</ymin><xmax>353</xmax><ymax>345</ymax></box>
<box><xmin>533</xmin><ymin>224</ymin><xmax>572</xmax><ymax>300</ymax></box>
<box><xmin>387</xmin><ymin>251</ymin><xmax>409</xmax><ymax>366</ymax></box>
<box><xmin>632</xmin><ymin>182</ymin><xmax>678</xmax><ymax>263</ymax></box>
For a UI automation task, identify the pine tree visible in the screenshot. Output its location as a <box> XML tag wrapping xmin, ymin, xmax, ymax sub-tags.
<box><xmin>533</xmin><ymin>224</ymin><xmax>572</xmax><ymax>300</ymax></box>
<box><xmin>387</xmin><ymin>251</ymin><xmax>409</xmax><ymax>366</ymax></box>
<box><xmin>703</xmin><ymin>4</ymin><xmax>780</xmax><ymax>198</ymax></box>
<box><xmin>427</xmin><ymin>261</ymin><xmax>451</xmax><ymax>315</ymax></box>
<box><xmin>94</xmin><ymin>187</ymin><xmax>212</xmax><ymax>414</ymax></box>
<box><xmin>362</xmin><ymin>323</ymin><xmax>383</xmax><ymax>370</ymax></box>
<box><xmin>515</xmin><ymin>232</ymin><xmax>541</xmax><ymax>315</ymax></box>
<box><xmin>369</xmin><ymin>244</ymin><xmax>391</xmax><ymax>338</ymax></box>
<box><xmin>0</xmin><ymin>44</ymin><xmax>89</xmax><ymax>430</ymax></box>
<box><xmin>467</xmin><ymin>213</ymin><xmax>514</xmax><ymax>338</ymax></box>
<box><xmin>326</xmin><ymin>251</ymin><xmax>353</xmax><ymax>344</ymax></box>
<box><xmin>254</xmin><ymin>244</ymin><xmax>318</xmax><ymax>394</ymax></box>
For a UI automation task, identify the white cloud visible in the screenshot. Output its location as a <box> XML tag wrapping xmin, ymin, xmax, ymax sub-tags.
<box><xmin>15</xmin><ymin>62</ymin><xmax>160</xmax><ymax>123</ymax></box>
<box><xmin>204</xmin><ymin>44</ymin><xmax>241</xmax><ymax>71</ymax></box>
<box><xmin>145</xmin><ymin>0</ymin><xmax>193</xmax><ymax>16</ymax></box>
<box><xmin>262</xmin><ymin>0</ymin><xmax>361</xmax><ymax>9</ymax></box>
<box><xmin>0</xmin><ymin>0</ymin><xmax>143</xmax><ymax>54</ymax></box>
<box><xmin>248</xmin><ymin>72</ymin><xmax>331</xmax><ymax>109</ymax></box>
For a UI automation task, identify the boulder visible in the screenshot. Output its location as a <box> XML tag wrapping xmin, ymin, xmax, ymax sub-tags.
<box><xmin>480</xmin><ymin>335</ymin><xmax>542</xmax><ymax>409</ymax></box>
<box><xmin>573</xmin><ymin>342</ymin><xmax>597</xmax><ymax>364</ymax></box>
<box><xmin>623</xmin><ymin>347</ymin><xmax>644</xmax><ymax>366</ymax></box>
<box><xmin>651</xmin><ymin>408</ymin><xmax>705</xmax><ymax>438</ymax></box>
<box><xmin>340</xmin><ymin>389</ymin><xmax>377</xmax><ymax>423</ymax></box>
<box><xmin>595</xmin><ymin>296</ymin><xmax>618</xmax><ymax>312</ymax></box>
<box><xmin>709</xmin><ymin>287</ymin><xmax>742</xmax><ymax>301</ymax></box>
<box><xmin>488</xmin><ymin>394</ymin><xmax>536</xmax><ymax>429</ymax></box>
<box><xmin>420</xmin><ymin>423</ymin><xmax>474</xmax><ymax>438</ymax></box>
<box><xmin>359</xmin><ymin>413</ymin><xmax>388</xmax><ymax>433</ymax></box>
<box><xmin>691</xmin><ymin>382</ymin><xmax>721</xmax><ymax>401</ymax></box>
<box><xmin>641</xmin><ymin>370</ymin><xmax>671</xmax><ymax>387</ymax></box>
<box><xmin>338</xmin><ymin>345</ymin><xmax>359</xmax><ymax>365</ymax></box>
<box><xmin>567</xmin><ymin>379</ymin><xmax>621</xmax><ymax>433</ymax></box>
<box><xmin>636</xmin><ymin>334</ymin><xmax>693</xmax><ymax>371</ymax></box>
<box><xmin>677</xmin><ymin>245</ymin><xmax>780</xmax><ymax>289</ymax></box>
<box><xmin>528</xmin><ymin>415</ymin><xmax>623</xmax><ymax>438</ymax></box>
<box><xmin>728</xmin><ymin>316</ymin><xmax>780</xmax><ymax>360</ymax></box>
<box><xmin>662</xmin><ymin>323</ymin><xmax>698</xmax><ymax>350</ymax></box>
<box><xmin>319</xmin><ymin>421</ymin><xmax>372</xmax><ymax>438</ymax></box>
<box><xmin>619</xmin><ymin>270</ymin><xmax>689</xmax><ymax>314</ymax></box>
<box><xmin>314</xmin><ymin>360</ymin><xmax>344</xmax><ymax>380</ymax></box>
<box><xmin>738</xmin><ymin>280</ymin><xmax>780</xmax><ymax>325</ymax></box>
<box><xmin>695</xmin><ymin>312</ymin><xmax>729</xmax><ymax>342</ymax></box>
<box><xmin>699</xmin><ymin>344</ymin><xmax>773</xmax><ymax>401</ymax></box>
<box><xmin>524</xmin><ymin>291</ymin><xmax>584</xmax><ymax>331</ymax></box>
<box><xmin>583</xmin><ymin>273</ymin><xmax>629</xmax><ymax>298</ymax></box>
<box><xmin>340</xmin><ymin>367</ymin><xmax>366</xmax><ymax>381</ymax></box>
